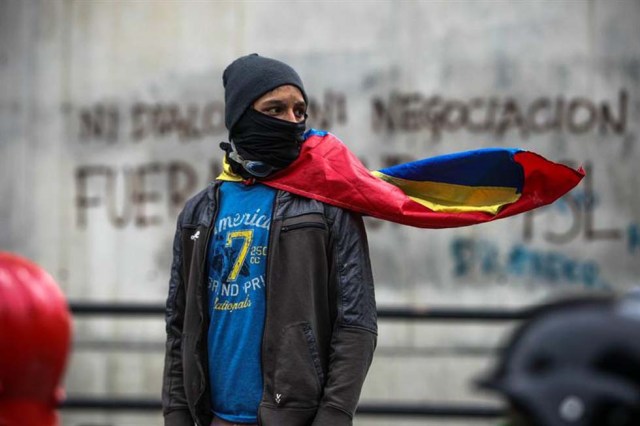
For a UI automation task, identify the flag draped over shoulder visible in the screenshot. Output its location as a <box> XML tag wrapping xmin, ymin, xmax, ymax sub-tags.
<box><xmin>223</xmin><ymin>129</ymin><xmax>585</xmax><ymax>229</ymax></box>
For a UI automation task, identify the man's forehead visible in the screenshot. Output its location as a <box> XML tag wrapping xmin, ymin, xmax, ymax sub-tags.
<box><xmin>256</xmin><ymin>85</ymin><xmax>305</xmax><ymax>103</ymax></box>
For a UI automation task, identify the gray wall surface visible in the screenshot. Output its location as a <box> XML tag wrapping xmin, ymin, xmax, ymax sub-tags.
<box><xmin>1</xmin><ymin>0</ymin><xmax>639</xmax><ymax>425</ymax></box>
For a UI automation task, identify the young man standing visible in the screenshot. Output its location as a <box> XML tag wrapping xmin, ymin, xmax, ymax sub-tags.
<box><xmin>162</xmin><ymin>54</ymin><xmax>377</xmax><ymax>426</ymax></box>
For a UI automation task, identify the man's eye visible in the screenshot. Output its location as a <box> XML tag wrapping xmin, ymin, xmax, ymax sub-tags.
<box><xmin>267</xmin><ymin>107</ymin><xmax>282</xmax><ymax>115</ymax></box>
<box><xmin>295</xmin><ymin>108</ymin><xmax>306</xmax><ymax>118</ymax></box>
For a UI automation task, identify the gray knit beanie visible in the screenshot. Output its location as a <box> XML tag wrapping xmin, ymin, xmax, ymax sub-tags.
<box><xmin>223</xmin><ymin>53</ymin><xmax>308</xmax><ymax>132</ymax></box>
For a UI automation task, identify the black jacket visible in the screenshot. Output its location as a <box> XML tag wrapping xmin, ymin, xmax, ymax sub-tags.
<box><xmin>162</xmin><ymin>181</ymin><xmax>377</xmax><ymax>426</ymax></box>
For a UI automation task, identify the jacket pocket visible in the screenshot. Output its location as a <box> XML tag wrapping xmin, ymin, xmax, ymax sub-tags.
<box><xmin>280</xmin><ymin>213</ymin><xmax>327</xmax><ymax>233</ymax></box>
<box><xmin>281</xmin><ymin>222</ymin><xmax>327</xmax><ymax>232</ymax></box>
<box><xmin>273</xmin><ymin>322</ymin><xmax>325</xmax><ymax>408</ymax></box>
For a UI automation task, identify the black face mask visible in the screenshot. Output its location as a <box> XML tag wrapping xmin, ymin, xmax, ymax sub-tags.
<box><xmin>224</xmin><ymin>108</ymin><xmax>306</xmax><ymax>177</ymax></box>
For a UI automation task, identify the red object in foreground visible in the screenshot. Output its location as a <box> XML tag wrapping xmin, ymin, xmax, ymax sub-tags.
<box><xmin>0</xmin><ymin>252</ymin><xmax>72</xmax><ymax>426</ymax></box>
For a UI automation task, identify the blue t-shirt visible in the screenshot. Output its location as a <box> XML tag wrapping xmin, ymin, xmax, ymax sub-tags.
<box><xmin>207</xmin><ymin>181</ymin><xmax>276</xmax><ymax>423</ymax></box>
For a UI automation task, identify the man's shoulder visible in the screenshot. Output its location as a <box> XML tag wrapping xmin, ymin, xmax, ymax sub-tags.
<box><xmin>177</xmin><ymin>183</ymin><xmax>217</xmax><ymax>224</ymax></box>
<box><xmin>185</xmin><ymin>184</ymin><xmax>212</xmax><ymax>205</ymax></box>
<box><xmin>278</xmin><ymin>188</ymin><xmax>357</xmax><ymax>223</ymax></box>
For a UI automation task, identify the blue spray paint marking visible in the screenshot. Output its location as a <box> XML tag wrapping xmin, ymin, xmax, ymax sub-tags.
<box><xmin>628</xmin><ymin>223</ymin><xmax>640</xmax><ymax>254</ymax></box>
<box><xmin>507</xmin><ymin>244</ymin><xmax>602</xmax><ymax>287</ymax></box>
<box><xmin>450</xmin><ymin>237</ymin><xmax>609</xmax><ymax>289</ymax></box>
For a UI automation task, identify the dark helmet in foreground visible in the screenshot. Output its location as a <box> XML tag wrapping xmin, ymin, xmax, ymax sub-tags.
<box><xmin>478</xmin><ymin>295</ymin><xmax>640</xmax><ymax>426</ymax></box>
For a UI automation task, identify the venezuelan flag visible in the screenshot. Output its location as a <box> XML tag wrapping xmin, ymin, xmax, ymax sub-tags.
<box><xmin>229</xmin><ymin>130</ymin><xmax>584</xmax><ymax>228</ymax></box>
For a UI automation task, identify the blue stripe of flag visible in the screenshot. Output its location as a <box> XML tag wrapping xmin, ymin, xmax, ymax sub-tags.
<box><xmin>377</xmin><ymin>148</ymin><xmax>524</xmax><ymax>192</ymax></box>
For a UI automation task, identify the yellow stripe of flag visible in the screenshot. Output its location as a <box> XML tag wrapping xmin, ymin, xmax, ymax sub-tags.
<box><xmin>371</xmin><ymin>171</ymin><xmax>521</xmax><ymax>214</ymax></box>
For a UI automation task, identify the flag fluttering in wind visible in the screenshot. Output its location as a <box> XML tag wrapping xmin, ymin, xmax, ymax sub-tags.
<box><xmin>223</xmin><ymin>130</ymin><xmax>584</xmax><ymax>228</ymax></box>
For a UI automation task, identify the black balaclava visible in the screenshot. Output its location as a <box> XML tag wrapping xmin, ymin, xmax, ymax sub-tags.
<box><xmin>221</xmin><ymin>53</ymin><xmax>308</xmax><ymax>178</ymax></box>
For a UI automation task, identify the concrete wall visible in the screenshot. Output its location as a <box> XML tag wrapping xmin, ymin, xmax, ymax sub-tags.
<box><xmin>1</xmin><ymin>0</ymin><xmax>639</xmax><ymax>424</ymax></box>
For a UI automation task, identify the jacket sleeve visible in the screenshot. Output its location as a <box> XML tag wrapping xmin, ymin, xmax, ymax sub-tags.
<box><xmin>162</xmin><ymin>211</ymin><xmax>193</xmax><ymax>425</ymax></box>
<box><xmin>312</xmin><ymin>208</ymin><xmax>377</xmax><ymax>426</ymax></box>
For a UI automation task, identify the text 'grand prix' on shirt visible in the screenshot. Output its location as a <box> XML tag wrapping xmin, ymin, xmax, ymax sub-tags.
<box><xmin>207</xmin><ymin>181</ymin><xmax>276</xmax><ymax>423</ymax></box>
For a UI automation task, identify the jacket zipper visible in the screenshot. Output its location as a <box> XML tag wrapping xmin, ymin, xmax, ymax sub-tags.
<box><xmin>258</xmin><ymin>189</ymin><xmax>280</xmax><ymax>426</ymax></box>
<box><xmin>202</xmin><ymin>183</ymin><xmax>220</xmax><ymax>332</ymax></box>
<box><xmin>197</xmin><ymin>183</ymin><xmax>219</xmax><ymax>426</ymax></box>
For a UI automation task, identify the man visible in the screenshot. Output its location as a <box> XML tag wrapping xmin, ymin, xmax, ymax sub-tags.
<box><xmin>162</xmin><ymin>54</ymin><xmax>377</xmax><ymax>426</ymax></box>
<box><xmin>0</xmin><ymin>252</ymin><xmax>72</xmax><ymax>426</ymax></box>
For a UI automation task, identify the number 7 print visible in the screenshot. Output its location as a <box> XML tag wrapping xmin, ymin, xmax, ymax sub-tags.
<box><xmin>225</xmin><ymin>230</ymin><xmax>253</xmax><ymax>281</ymax></box>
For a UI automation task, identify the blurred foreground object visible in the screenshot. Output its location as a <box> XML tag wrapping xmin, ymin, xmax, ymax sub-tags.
<box><xmin>479</xmin><ymin>294</ymin><xmax>640</xmax><ymax>426</ymax></box>
<box><xmin>0</xmin><ymin>252</ymin><xmax>72</xmax><ymax>426</ymax></box>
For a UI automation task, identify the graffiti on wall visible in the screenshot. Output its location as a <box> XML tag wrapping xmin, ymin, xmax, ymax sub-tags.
<box><xmin>75</xmin><ymin>161</ymin><xmax>221</xmax><ymax>228</ymax></box>
<box><xmin>450</xmin><ymin>236</ymin><xmax>609</xmax><ymax>289</ymax></box>
<box><xmin>372</xmin><ymin>90</ymin><xmax>628</xmax><ymax>142</ymax></box>
<box><xmin>522</xmin><ymin>163</ymin><xmax>640</xmax><ymax>256</ymax></box>
<box><xmin>628</xmin><ymin>223</ymin><xmax>640</xmax><ymax>254</ymax></box>
<box><xmin>76</xmin><ymin>89</ymin><xmax>629</xmax><ymax>143</ymax></box>
<box><xmin>522</xmin><ymin>163</ymin><xmax>622</xmax><ymax>243</ymax></box>
<box><xmin>447</xmin><ymin>161</ymin><xmax>640</xmax><ymax>288</ymax></box>
<box><xmin>77</xmin><ymin>91</ymin><xmax>348</xmax><ymax>143</ymax></box>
